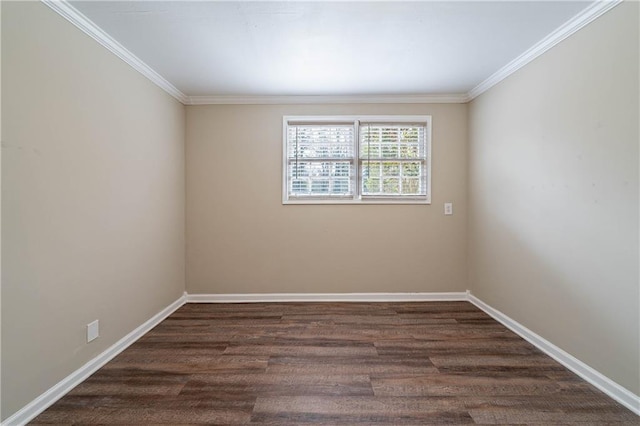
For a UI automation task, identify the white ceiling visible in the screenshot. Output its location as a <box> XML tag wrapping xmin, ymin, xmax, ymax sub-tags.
<box><xmin>69</xmin><ymin>1</ymin><xmax>594</xmax><ymax>98</ymax></box>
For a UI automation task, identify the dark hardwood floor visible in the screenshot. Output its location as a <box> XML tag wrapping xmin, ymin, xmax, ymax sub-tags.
<box><xmin>31</xmin><ymin>302</ymin><xmax>637</xmax><ymax>424</ymax></box>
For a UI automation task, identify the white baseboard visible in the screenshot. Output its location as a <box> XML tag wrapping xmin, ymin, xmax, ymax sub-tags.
<box><xmin>2</xmin><ymin>293</ymin><xmax>187</xmax><ymax>426</ymax></box>
<box><xmin>185</xmin><ymin>292</ymin><xmax>468</xmax><ymax>303</ymax></box>
<box><xmin>468</xmin><ymin>292</ymin><xmax>640</xmax><ymax>416</ymax></box>
<box><xmin>5</xmin><ymin>290</ymin><xmax>638</xmax><ymax>423</ymax></box>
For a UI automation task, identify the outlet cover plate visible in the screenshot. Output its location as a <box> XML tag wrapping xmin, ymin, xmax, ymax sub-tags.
<box><xmin>87</xmin><ymin>320</ymin><xmax>99</xmax><ymax>342</ymax></box>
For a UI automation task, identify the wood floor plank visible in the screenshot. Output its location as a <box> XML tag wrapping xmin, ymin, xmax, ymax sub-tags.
<box><xmin>64</xmin><ymin>372</ymin><xmax>189</xmax><ymax>397</ymax></box>
<box><xmin>224</xmin><ymin>344</ymin><xmax>378</xmax><ymax>357</ymax></box>
<box><xmin>105</xmin><ymin>356</ymin><xmax>270</xmax><ymax>374</ymax></box>
<box><xmin>30</xmin><ymin>302</ymin><xmax>638</xmax><ymax>425</ymax></box>
<box><xmin>371</xmin><ymin>373</ymin><xmax>565</xmax><ymax>396</ymax></box>
<box><xmin>32</xmin><ymin>406</ymin><xmax>252</xmax><ymax>424</ymax></box>
<box><xmin>374</xmin><ymin>337</ymin><xmax>537</xmax><ymax>356</ymax></box>
<box><xmin>266</xmin><ymin>355</ymin><xmax>438</xmax><ymax>376</ymax></box>
<box><xmin>469</xmin><ymin>407</ymin><xmax>637</xmax><ymax>424</ymax></box>
<box><xmin>280</xmin><ymin>314</ymin><xmax>458</xmax><ymax>325</ymax></box>
<box><xmin>184</xmin><ymin>372</ymin><xmax>371</xmax><ymax>386</ymax></box>
<box><xmin>181</xmin><ymin>373</ymin><xmax>374</xmax><ymax>397</ymax></box>
<box><xmin>252</xmin><ymin>395</ymin><xmax>474</xmax><ymax>424</ymax></box>
<box><xmin>429</xmin><ymin>354</ymin><xmax>563</xmax><ymax>368</ymax></box>
<box><xmin>462</xmin><ymin>394</ymin><xmax>636</xmax><ymax>412</ymax></box>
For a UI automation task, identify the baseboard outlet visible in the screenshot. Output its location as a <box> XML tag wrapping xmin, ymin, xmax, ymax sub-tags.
<box><xmin>2</xmin><ymin>293</ymin><xmax>187</xmax><ymax>426</ymax></box>
<box><xmin>185</xmin><ymin>292</ymin><xmax>468</xmax><ymax>303</ymax></box>
<box><xmin>467</xmin><ymin>292</ymin><xmax>640</xmax><ymax>416</ymax></box>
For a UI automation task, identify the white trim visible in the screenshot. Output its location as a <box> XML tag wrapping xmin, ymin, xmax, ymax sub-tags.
<box><xmin>185</xmin><ymin>292</ymin><xmax>467</xmax><ymax>303</ymax></box>
<box><xmin>283</xmin><ymin>199</ymin><xmax>431</xmax><ymax>205</ymax></box>
<box><xmin>2</xmin><ymin>294</ymin><xmax>187</xmax><ymax>426</ymax></box>
<box><xmin>41</xmin><ymin>0</ymin><xmax>188</xmax><ymax>104</ymax></box>
<box><xmin>467</xmin><ymin>0</ymin><xmax>622</xmax><ymax>100</ymax></box>
<box><xmin>467</xmin><ymin>291</ymin><xmax>640</xmax><ymax>416</ymax></box>
<box><xmin>187</xmin><ymin>94</ymin><xmax>469</xmax><ymax>105</ymax></box>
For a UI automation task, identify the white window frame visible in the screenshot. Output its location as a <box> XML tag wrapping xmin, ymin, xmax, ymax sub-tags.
<box><xmin>282</xmin><ymin>115</ymin><xmax>432</xmax><ymax>204</ymax></box>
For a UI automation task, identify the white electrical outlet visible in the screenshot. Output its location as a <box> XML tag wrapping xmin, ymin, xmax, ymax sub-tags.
<box><xmin>444</xmin><ymin>202</ymin><xmax>453</xmax><ymax>215</ymax></box>
<box><xmin>87</xmin><ymin>320</ymin><xmax>99</xmax><ymax>343</ymax></box>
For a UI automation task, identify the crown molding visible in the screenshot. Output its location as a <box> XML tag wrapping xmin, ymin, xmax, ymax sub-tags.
<box><xmin>42</xmin><ymin>0</ymin><xmax>620</xmax><ymax>106</ymax></box>
<box><xmin>38</xmin><ymin>1</ymin><xmax>467</xmax><ymax>105</ymax></box>
<box><xmin>187</xmin><ymin>94</ymin><xmax>470</xmax><ymax>105</ymax></box>
<box><xmin>41</xmin><ymin>0</ymin><xmax>189</xmax><ymax>104</ymax></box>
<box><xmin>467</xmin><ymin>0</ymin><xmax>623</xmax><ymax>101</ymax></box>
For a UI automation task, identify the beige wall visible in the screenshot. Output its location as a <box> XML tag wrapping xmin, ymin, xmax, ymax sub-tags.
<box><xmin>468</xmin><ymin>2</ymin><xmax>639</xmax><ymax>394</ymax></box>
<box><xmin>2</xmin><ymin>2</ymin><xmax>186</xmax><ymax>419</ymax></box>
<box><xmin>186</xmin><ymin>104</ymin><xmax>467</xmax><ymax>294</ymax></box>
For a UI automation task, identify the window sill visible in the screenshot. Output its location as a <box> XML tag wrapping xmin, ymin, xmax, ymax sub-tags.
<box><xmin>283</xmin><ymin>198</ymin><xmax>431</xmax><ymax>205</ymax></box>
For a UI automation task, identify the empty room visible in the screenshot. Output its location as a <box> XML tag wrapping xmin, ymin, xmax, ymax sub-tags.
<box><xmin>1</xmin><ymin>0</ymin><xmax>639</xmax><ymax>424</ymax></box>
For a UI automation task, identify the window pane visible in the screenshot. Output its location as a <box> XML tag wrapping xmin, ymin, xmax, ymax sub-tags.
<box><xmin>360</xmin><ymin>124</ymin><xmax>426</xmax><ymax>160</ymax></box>
<box><xmin>333</xmin><ymin>162</ymin><xmax>351</xmax><ymax>177</ymax></box>
<box><xmin>288</xmin><ymin>161</ymin><xmax>353</xmax><ymax>197</ymax></box>
<box><xmin>402</xmin><ymin>162</ymin><xmax>421</xmax><ymax>177</ymax></box>
<box><xmin>290</xmin><ymin>162</ymin><xmax>309</xmax><ymax>177</ymax></box>
<box><xmin>400</xmin><ymin>144</ymin><xmax>420</xmax><ymax>158</ymax></box>
<box><xmin>402</xmin><ymin>178</ymin><xmax>420</xmax><ymax>194</ymax></box>
<box><xmin>291</xmin><ymin>179</ymin><xmax>308</xmax><ymax>193</ymax></box>
<box><xmin>363</xmin><ymin>177</ymin><xmax>380</xmax><ymax>193</ymax></box>
<box><xmin>361</xmin><ymin>143</ymin><xmax>380</xmax><ymax>157</ymax></box>
<box><xmin>311</xmin><ymin>179</ymin><xmax>330</xmax><ymax>194</ymax></box>
<box><xmin>382</xmin><ymin>162</ymin><xmax>400</xmax><ymax>177</ymax></box>
<box><xmin>362</xmin><ymin>161</ymin><xmax>381</xmax><ymax>178</ymax></box>
<box><xmin>381</xmin><ymin>144</ymin><xmax>398</xmax><ymax>158</ymax></box>
<box><xmin>288</xmin><ymin>125</ymin><xmax>354</xmax><ymax>159</ymax></box>
<box><xmin>360</xmin><ymin>123</ymin><xmax>427</xmax><ymax>198</ymax></box>
<box><xmin>287</xmin><ymin>124</ymin><xmax>355</xmax><ymax>199</ymax></box>
<box><xmin>383</xmin><ymin>178</ymin><xmax>400</xmax><ymax>194</ymax></box>
<box><xmin>332</xmin><ymin>178</ymin><xmax>350</xmax><ymax>194</ymax></box>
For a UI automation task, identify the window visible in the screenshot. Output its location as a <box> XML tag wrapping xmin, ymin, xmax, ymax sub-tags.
<box><xmin>283</xmin><ymin>115</ymin><xmax>431</xmax><ymax>204</ymax></box>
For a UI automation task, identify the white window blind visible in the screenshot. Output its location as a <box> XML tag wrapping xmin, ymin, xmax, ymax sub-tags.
<box><xmin>283</xmin><ymin>116</ymin><xmax>431</xmax><ymax>204</ymax></box>
<box><xmin>286</xmin><ymin>124</ymin><xmax>355</xmax><ymax>198</ymax></box>
<box><xmin>360</xmin><ymin>123</ymin><xmax>427</xmax><ymax>198</ymax></box>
